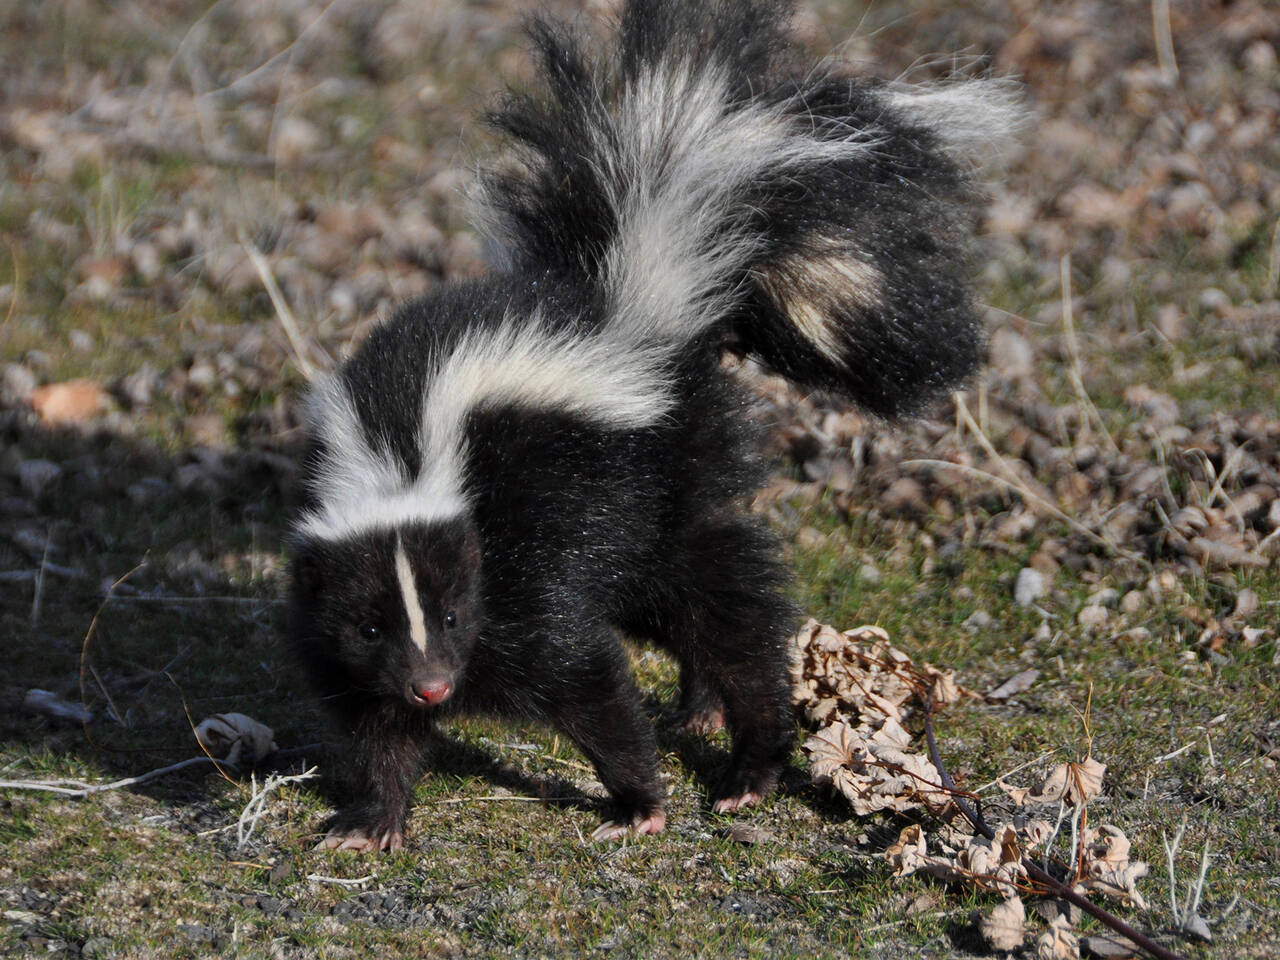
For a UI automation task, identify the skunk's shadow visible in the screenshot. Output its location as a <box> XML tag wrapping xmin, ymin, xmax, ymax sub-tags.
<box><xmin>0</xmin><ymin>402</ymin><xmax>306</xmax><ymax>804</ymax></box>
<box><xmin>3</xmin><ymin>404</ymin><xmax>811</xmax><ymax>832</ymax></box>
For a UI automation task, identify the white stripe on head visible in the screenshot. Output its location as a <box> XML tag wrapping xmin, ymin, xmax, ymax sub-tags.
<box><xmin>394</xmin><ymin>534</ymin><xmax>428</xmax><ymax>655</ymax></box>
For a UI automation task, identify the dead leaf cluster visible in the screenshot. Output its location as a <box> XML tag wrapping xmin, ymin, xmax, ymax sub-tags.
<box><xmin>791</xmin><ymin>620</ymin><xmax>961</xmax><ymax>816</ymax></box>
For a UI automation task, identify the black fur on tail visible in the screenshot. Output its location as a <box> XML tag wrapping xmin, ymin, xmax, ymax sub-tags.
<box><xmin>474</xmin><ymin>0</ymin><xmax>1022</xmax><ymax>416</ymax></box>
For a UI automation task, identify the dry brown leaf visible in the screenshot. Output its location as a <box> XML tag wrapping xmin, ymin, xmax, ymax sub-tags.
<box><xmin>795</xmin><ymin>621</ymin><xmax>966</xmax><ymax>816</ymax></box>
<box><xmin>956</xmin><ymin>826</ymin><xmax>1027</xmax><ymax>897</ymax></box>
<box><xmin>28</xmin><ymin>379</ymin><xmax>110</xmax><ymax>425</ymax></box>
<box><xmin>195</xmin><ymin>712</ymin><xmax>277</xmax><ymax>765</ymax></box>
<box><xmin>980</xmin><ymin>895</ymin><xmax>1026</xmax><ymax>952</ymax></box>
<box><xmin>1019</xmin><ymin>819</ymin><xmax>1055</xmax><ymax>849</ymax></box>
<box><xmin>1036</xmin><ymin>915</ymin><xmax>1080</xmax><ymax>959</ymax></box>
<box><xmin>999</xmin><ymin>758</ymin><xmax>1105</xmax><ymax>807</ymax></box>
<box><xmin>884</xmin><ymin>824</ymin><xmax>928</xmax><ymax>877</ymax></box>
<box><xmin>805</xmin><ymin>721</ymin><xmax>858</xmax><ymax>773</ymax></box>
<box><xmin>883</xmin><ymin>824</ymin><xmax>962</xmax><ymax>882</ymax></box>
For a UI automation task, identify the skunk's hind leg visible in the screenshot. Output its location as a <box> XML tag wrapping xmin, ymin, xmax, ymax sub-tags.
<box><xmin>625</xmin><ymin>516</ymin><xmax>796</xmax><ymax>812</ymax></box>
<box><xmin>542</xmin><ymin>630</ymin><xmax>667</xmax><ymax>841</ymax></box>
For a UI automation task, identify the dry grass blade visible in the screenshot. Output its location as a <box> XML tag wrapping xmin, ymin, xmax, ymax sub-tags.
<box><xmin>1059</xmin><ymin>255</ymin><xmax>1120</xmax><ymax>458</ymax></box>
<box><xmin>1151</xmin><ymin>0</ymin><xmax>1179</xmax><ymax>84</ymax></box>
<box><xmin>903</xmin><ymin>456</ymin><xmax>1131</xmax><ymax>559</ymax></box>
<box><xmin>239</xmin><ymin>229</ymin><xmax>327</xmax><ymax>382</ymax></box>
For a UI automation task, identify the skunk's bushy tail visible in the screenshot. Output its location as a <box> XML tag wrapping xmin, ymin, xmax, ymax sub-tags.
<box><xmin>473</xmin><ymin>0</ymin><xmax>1023</xmax><ymax>417</ymax></box>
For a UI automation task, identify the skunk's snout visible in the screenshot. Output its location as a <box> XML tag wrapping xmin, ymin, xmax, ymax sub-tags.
<box><xmin>406</xmin><ymin>678</ymin><xmax>453</xmax><ymax>708</ymax></box>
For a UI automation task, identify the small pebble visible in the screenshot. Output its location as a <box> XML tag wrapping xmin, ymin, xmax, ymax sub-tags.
<box><xmin>1013</xmin><ymin>567</ymin><xmax>1046</xmax><ymax>607</ymax></box>
<box><xmin>1077</xmin><ymin>605</ymin><xmax>1108</xmax><ymax>630</ymax></box>
<box><xmin>1119</xmin><ymin>590</ymin><xmax>1145</xmax><ymax>614</ymax></box>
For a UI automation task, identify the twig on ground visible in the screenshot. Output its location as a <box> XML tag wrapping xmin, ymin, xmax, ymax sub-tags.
<box><xmin>1151</xmin><ymin>742</ymin><xmax>1196</xmax><ymax>765</ymax></box>
<box><xmin>0</xmin><ymin>755</ymin><xmax>238</xmax><ymax>797</ymax></box>
<box><xmin>1163</xmin><ymin>819</ymin><xmax>1213</xmax><ymax>938</ymax></box>
<box><xmin>972</xmin><ymin>751</ymin><xmax>1053</xmax><ymax>793</ymax></box>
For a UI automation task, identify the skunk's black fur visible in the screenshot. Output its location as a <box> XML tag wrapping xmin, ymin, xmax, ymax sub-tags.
<box><xmin>288</xmin><ymin>0</ymin><xmax>1021</xmax><ymax>849</ymax></box>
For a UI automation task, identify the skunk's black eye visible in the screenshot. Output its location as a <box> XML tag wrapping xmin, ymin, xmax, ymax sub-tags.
<box><xmin>444</xmin><ymin>611</ymin><xmax>457</xmax><ymax>629</ymax></box>
<box><xmin>357</xmin><ymin>622</ymin><xmax>380</xmax><ymax>641</ymax></box>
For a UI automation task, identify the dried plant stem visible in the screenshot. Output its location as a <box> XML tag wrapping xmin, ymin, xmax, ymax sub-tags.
<box><xmin>924</xmin><ymin>706</ymin><xmax>1187</xmax><ymax>960</ymax></box>
<box><xmin>1268</xmin><ymin>215</ymin><xmax>1280</xmax><ymax>295</ymax></box>
<box><xmin>239</xmin><ymin>230</ymin><xmax>324</xmax><ymax>382</ymax></box>
<box><xmin>238</xmin><ymin>767</ymin><xmax>319</xmax><ymax>849</ymax></box>
<box><xmin>1151</xmin><ymin>0</ymin><xmax>1179</xmax><ymax>84</ymax></box>
<box><xmin>904</xmin><ymin>456</ymin><xmax>1129</xmax><ymax>558</ymax></box>
<box><xmin>1162</xmin><ymin>820</ymin><xmax>1187</xmax><ymax>918</ymax></box>
<box><xmin>1059</xmin><ymin>255</ymin><xmax>1121</xmax><ymax>458</ymax></box>
<box><xmin>306</xmin><ymin>874</ymin><xmax>376</xmax><ymax>887</ymax></box>
<box><xmin>79</xmin><ymin>563</ymin><xmax>146</xmax><ymax>741</ymax></box>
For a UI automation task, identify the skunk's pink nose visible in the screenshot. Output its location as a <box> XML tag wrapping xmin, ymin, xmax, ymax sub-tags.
<box><xmin>414</xmin><ymin>681</ymin><xmax>452</xmax><ymax>706</ymax></box>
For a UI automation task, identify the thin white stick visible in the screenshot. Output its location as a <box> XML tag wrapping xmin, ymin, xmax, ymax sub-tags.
<box><xmin>1162</xmin><ymin>818</ymin><xmax>1187</xmax><ymax>920</ymax></box>
<box><xmin>0</xmin><ymin>756</ymin><xmax>236</xmax><ymax>797</ymax></box>
<box><xmin>306</xmin><ymin>874</ymin><xmax>376</xmax><ymax>887</ymax></box>
<box><xmin>1184</xmin><ymin>840</ymin><xmax>1211</xmax><ymax>922</ymax></box>
<box><xmin>1151</xmin><ymin>741</ymin><xmax>1195</xmax><ymax>764</ymax></box>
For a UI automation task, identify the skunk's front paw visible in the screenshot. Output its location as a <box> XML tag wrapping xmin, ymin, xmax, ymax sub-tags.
<box><xmin>591</xmin><ymin>808</ymin><xmax>666</xmax><ymax>842</ymax></box>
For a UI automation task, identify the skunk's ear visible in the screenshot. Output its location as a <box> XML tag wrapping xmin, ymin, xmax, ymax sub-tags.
<box><xmin>461</xmin><ymin>521</ymin><xmax>482</xmax><ymax>574</ymax></box>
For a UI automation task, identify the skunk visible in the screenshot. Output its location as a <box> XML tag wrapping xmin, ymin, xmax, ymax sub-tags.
<box><xmin>288</xmin><ymin>0</ymin><xmax>1021</xmax><ymax>850</ymax></box>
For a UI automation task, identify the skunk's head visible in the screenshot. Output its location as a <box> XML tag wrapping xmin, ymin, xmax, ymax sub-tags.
<box><xmin>288</xmin><ymin>516</ymin><xmax>483</xmax><ymax>710</ymax></box>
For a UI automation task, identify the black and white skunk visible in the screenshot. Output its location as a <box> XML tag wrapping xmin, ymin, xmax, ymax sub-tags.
<box><xmin>288</xmin><ymin>0</ymin><xmax>1021</xmax><ymax>850</ymax></box>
